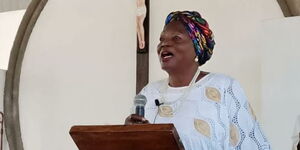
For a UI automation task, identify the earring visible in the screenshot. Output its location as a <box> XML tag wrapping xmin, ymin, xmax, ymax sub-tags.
<box><xmin>194</xmin><ymin>57</ymin><xmax>199</xmax><ymax>63</ymax></box>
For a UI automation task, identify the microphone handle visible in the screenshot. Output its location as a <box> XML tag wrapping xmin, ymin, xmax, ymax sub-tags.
<box><xmin>135</xmin><ymin>105</ymin><xmax>145</xmax><ymax>117</ymax></box>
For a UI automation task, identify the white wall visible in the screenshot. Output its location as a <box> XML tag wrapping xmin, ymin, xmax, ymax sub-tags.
<box><xmin>0</xmin><ymin>10</ymin><xmax>25</xmax><ymax>70</ymax></box>
<box><xmin>261</xmin><ymin>16</ymin><xmax>300</xmax><ymax>150</ymax></box>
<box><xmin>1</xmin><ymin>0</ymin><xmax>286</xmax><ymax>150</ymax></box>
<box><xmin>19</xmin><ymin>1</ymin><xmax>136</xmax><ymax>150</ymax></box>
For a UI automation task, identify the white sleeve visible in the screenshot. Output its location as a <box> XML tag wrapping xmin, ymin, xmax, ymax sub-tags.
<box><xmin>226</xmin><ymin>79</ymin><xmax>271</xmax><ymax>150</ymax></box>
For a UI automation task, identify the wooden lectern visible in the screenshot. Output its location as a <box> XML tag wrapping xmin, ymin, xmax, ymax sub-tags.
<box><xmin>70</xmin><ymin>124</ymin><xmax>185</xmax><ymax>150</ymax></box>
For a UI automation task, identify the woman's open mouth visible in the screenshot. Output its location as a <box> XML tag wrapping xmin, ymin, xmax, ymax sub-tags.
<box><xmin>160</xmin><ymin>51</ymin><xmax>174</xmax><ymax>62</ymax></box>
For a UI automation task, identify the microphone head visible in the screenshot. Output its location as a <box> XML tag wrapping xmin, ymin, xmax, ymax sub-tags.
<box><xmin>134</xmin><ymin>94</ymin><xmax>147</xmax><ymax>106</ymax></box>
<box><xmin>155</xmin><ymin>99</ymin><xmax>160</xmax><ymax>106</ymax></box>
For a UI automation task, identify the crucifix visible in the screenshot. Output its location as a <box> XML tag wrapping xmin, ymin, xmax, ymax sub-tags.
<box><xmin>136</xmin><ymin>0</ymin><xmax>150</xmax><ymax>94</ymax></box>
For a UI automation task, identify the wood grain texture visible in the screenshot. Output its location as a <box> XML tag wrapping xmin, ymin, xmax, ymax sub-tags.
<box><xmin>70</xmin><ymin>124</ymin><xmax>185</xmax><ymax>150</ymax></box>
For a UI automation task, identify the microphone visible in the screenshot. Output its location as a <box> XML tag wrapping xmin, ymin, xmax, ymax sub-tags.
<box><xmin>134</xmin><ymin>94</ymin><xmax>147</xmax><ymax>117</ymax></box>
<box><xmin>153</xmin><ymin>99</ymin><xmax>163</xmax><ymax>123</ymax></box>
<box><xmin>155</xmin><ymin>99</ymin><xmax>163</xmax><ymax>106</ymax></box>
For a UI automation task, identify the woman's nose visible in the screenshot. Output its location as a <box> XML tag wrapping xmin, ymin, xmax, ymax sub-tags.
<box><xmin>160</xmin><ymin>38</ymin><xmax>171</xmax><ymax>47</ymax></box>
<box><xmin>157</xmin><ymin>36</ymin><xmax>172</xmax><ymax>53</ymax></box>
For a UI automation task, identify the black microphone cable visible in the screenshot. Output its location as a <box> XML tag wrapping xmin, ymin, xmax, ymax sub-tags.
<box><xmin>153</xmin><ymin>99</ymin><xmax>163</xmax><ymax>123</ymax></box>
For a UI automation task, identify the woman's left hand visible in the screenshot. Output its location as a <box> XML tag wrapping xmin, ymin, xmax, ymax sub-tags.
<box><xmin>124</xmin><ymin>114</ymin><xmax>149</xmax><ymax>125</ymax></box>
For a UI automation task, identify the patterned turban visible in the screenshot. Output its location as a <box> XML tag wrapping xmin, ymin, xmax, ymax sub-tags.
<box><xmin>165</xmin><ymin>11</ymin><xmax>215</xmax><ymax>65</ymax></box>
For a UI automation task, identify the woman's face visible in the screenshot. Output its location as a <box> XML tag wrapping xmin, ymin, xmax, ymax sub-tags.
<box><xmin>157</xmin><ymin>21</ymin><xmax>197</xmax><ymax>73</ymax></box>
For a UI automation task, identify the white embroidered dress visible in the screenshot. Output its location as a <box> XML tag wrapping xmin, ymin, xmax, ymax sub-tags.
<box><xmin>139</xmin><ymin>73</ymin><xmax>271</xmax><ymax>150</ymax></box>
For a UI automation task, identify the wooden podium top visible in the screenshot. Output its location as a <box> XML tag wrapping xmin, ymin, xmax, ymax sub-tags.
<box><xmin>70</xmin><ymin>124</ymin><xmax>185</xmax><ymax>150</ymax></box>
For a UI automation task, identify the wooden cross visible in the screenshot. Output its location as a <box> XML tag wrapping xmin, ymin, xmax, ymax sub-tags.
<box><xmin>136</xmin><ymin>0</ymin><xmax>150</xmax><ymax>94</ymax></box>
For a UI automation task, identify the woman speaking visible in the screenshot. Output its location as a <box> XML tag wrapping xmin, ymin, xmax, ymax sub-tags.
<box><xmin>126</xmin><ymin>11</ymin><xmax>271</xmax><ymax>150</ymax></box>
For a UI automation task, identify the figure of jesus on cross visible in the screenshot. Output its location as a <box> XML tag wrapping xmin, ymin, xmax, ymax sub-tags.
<box><xmin>136</xmin><ymin>0</ymin><xmax>149</xmax><ymax>94</ymax></box>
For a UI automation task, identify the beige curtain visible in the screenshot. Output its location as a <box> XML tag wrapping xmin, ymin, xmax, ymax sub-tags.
<box><xmin>277</xmin><ymin>0</ymin><xmax>300</xmax><ymax>16</ymax></box>
<box><xmin>286</xmin><ymin>0</ymin><xmax>300</xmax><ymax>15</ymax></box>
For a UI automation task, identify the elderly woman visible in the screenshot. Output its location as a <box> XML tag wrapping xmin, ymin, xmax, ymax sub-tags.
<box><xmin>126</xmin><ymin>11</ymin><xmax>271</xmax><ymax>150</ymax></box>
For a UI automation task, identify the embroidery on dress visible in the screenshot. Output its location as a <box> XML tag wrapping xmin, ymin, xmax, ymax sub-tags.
<box><xmin>205</xmin><ymin>87</ymin><xmax>221</xmax><ymax>102</ymax></box>
<box><xmin>228</xmin><ymin>79</ymin><xmax>246</xmax><ymax>149</ymax></box>
<box><xmin>194</xmin><ymin>119</ymin><xmax>211</xmax><ymax>138</ymax></box>
<box><xmin>230</xmin><ymin>123</ymin><xmax>240</xmax><ymax>147</ymax></box>
<box><xmin>159</xmin><ymin>105</ymin><xmax>173</xmax><ymax>117</ymax></box>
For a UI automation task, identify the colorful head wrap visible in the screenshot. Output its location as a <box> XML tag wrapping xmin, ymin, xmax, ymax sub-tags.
<box><xmin>165</xmin><ymin>11</ymin><xmax>215</xmax><ymax>65</ymax></box>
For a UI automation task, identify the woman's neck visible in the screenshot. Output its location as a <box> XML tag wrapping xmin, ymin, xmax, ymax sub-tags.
<box><xmin>168</xmin><ymin>66</ymin><xmax>199</xmax><ymax>87</ymax></box>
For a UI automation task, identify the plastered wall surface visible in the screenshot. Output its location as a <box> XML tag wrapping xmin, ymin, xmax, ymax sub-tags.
<box><xmin>261</xmin><ymin>16</ymin><xmax>300</xmax><ymax>150</ymax></box>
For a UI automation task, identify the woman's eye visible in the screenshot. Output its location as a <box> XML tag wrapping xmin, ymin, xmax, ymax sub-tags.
<box><xmin>173</xmin><ymin>35</ymin><xmax>182</xmax><ymax>41</ymax></box>
<box><xmin>159</xmin><ymin>37</ymin><xmax>164</xmax><ymax>41</ymax></box>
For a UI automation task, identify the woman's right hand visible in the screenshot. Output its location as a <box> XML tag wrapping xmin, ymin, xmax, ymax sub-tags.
<box><xmin>125</xmin><ymin>114</ymin><xmax>149</xmax><ymax>125</ymax></box>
